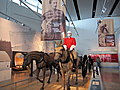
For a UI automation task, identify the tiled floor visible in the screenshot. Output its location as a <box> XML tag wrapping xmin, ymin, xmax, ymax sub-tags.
<box><xmin>0</xmin><ymin>69</ymin><xmax>91</xmax><ymax>90</ymax></box>
<box><xmin>101</xmin><ymin>68</ymin><xmax>120</xmax><ymax>90</ymax></box>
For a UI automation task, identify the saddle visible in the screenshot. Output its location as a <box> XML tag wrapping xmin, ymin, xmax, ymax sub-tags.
<box><xmin>60</xmin><ymin>50</ymin><xmax>76</xmax><ymax>72</ymax></box>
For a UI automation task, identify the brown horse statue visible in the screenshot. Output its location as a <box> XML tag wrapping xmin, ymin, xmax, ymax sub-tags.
<box><xmin>54</xmin><ymin>41</ymin><xmax>80</xmax><ymax>90</ymax></box>
<box><xmin>22</xmin><ymin>51</ymin><xmax>61</xmax><ymax>90</ymax></box>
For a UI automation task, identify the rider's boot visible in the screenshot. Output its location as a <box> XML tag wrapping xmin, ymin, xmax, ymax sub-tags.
<box><xmin>72</xmin><ymin>59</ymin><xmax>77</xmax><ymax>72</ymax></box>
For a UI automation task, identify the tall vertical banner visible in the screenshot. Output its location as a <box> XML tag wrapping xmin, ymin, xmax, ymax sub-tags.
<box><xmin>41</xmin><ymin>0</ymin><xmax>66</xmax><ymax>41</ymax></box>
<box><xmin>98</xmin><ymin>19</ymin><xmax>115</xmax><ymax>47</ymax></box>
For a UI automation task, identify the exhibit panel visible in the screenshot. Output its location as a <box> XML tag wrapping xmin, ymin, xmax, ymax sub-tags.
<box><xmin>0</xmin><ymin>51</ymin><xmax>11</xmax><ymax>82</ymax></box>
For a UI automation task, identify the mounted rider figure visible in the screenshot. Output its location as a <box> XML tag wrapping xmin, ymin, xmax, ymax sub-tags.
<box><xmin>63</xmin><ymin>31</ymin><xmax>77</xmax><ymax>72</ymax></box>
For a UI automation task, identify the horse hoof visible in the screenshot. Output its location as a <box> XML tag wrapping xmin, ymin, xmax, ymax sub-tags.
<box><xmin>67</xmin><ymin>84</ymin><xmax>70</xmax><ymax>90</ymax></box>
<box><xmin>56</xmin><ymin>79</ymin><xmax>59</xmax><ymax>82</ymax></box>
<box><xmin>47</xmin><ymin>81</ymin><xmax>50</xmax><ymax>83</ymax></box>
<box><xmin>40</xmin><ymin>87</ymin><xmax>44</xmax><ymax>90</ymax></box>
<box><xmin>67</xmin><ymin>87</ymin><xmax>70</xmax><ymax>90</ymax></box>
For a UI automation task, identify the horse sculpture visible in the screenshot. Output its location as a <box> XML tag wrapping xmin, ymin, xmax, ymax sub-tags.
<box><xmin>22</xmin><ymin>51</ymin><xmax>61</xmax><ymax>90</ymax></box>
<box><xmin>54</xmin><ymin>41</ymin><xmax>80</xmax><ymax>90</ymax></box>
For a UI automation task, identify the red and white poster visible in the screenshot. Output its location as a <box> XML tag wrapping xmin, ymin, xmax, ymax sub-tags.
<box><xmin>41</xmin><ymin>0</ymin><xmax>66</xmax><ymax>41</ymax></box>
<box><xmin>98</xmin><ymin>19</ymin><xmax>115</xmax><ymax>47</ymax></box>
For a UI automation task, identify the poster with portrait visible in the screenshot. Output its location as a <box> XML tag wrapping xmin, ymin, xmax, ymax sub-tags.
<box><xmin>98</xmin><ymin>19</ymin><xmax>115</xmax><ymax>47</ymax></box>
<box><xmin>41</xmin><ymin>0</ymin><xmax>66</xmax><ymax>41</ymax></box>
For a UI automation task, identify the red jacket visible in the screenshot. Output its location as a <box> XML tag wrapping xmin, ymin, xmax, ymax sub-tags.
<box><xmin>63</xmin><ymin>37</ymin><xmax>76</xmax><ymax>49</ymax></box>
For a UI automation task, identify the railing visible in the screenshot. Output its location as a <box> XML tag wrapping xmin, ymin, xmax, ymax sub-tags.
<box><xmin>89</xmin><ymin>64</ymin><xmax>104</xmax><ymax>90</ymax></box>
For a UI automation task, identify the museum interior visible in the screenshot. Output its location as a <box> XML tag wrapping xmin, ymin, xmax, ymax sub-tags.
<box><xmin>0</xmin><ymin>0</ymin><xmax>120</xmax><ymax>90</ymax></box>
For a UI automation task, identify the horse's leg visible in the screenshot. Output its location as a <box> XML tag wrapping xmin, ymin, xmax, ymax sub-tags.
<box><xmin>75</xmin><ymin>68</ymin><xmax>78</xmax><ymax>85</ymax></box>
<box><xmin>56</xmin><ymin>68</ymin><xmax>59</xmax><ymax>82</ymax></box>
<box><xmin>47</xmin><ymin>66</ymin><xmax>52</xmax><ymax>83</ymax></box>
<box><xmin>59</xmin><ymin>65</ymin><xmax>62</xmax><ymax>77</ymax></box>
<box><xmin>67</xmin><ymin>74</ymin><xmax>70</xmax><ymax>90</ymax></box>
<box><xmin>56</xmin><ymin>66</ymin><xmax>62</xmax><ymax>82</ymax></box>
<box><xmin>62</xmin><ymin>73</ymin><xmax>66</xmax><ymax>90</ymax></box>
<box><xmin>40</xmin><ymin>68</ymin><xmax>46</xmax><ymax>90</ymax></box>
<box><xmin>36</xmin><ymin>69</ymin><xmax>43</xmax><ymax>83</ymax></box>
<box><xmin>27</xmin><ymin>65</ymin><xmax>31</xmax><ymax>76</ymax></box>
<box><xmin>59</xmin><ymin>62</ymin><xmax>65</xmax><ymax>89</ymax></box>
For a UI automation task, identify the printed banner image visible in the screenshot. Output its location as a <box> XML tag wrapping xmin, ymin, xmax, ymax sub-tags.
<box><xmin>105</xmin><ymin>34</ymin><xmax>115</xmax><ymax>47</ymax></box>
<box><xmin>98</xmin><ymin>19</ymin><xmax>115</xmax><ymax>47</ymax></box>
<box><xmin>41</xmin><ymin>0</ymin><xmax>66</xmax><ymax>41</ymax></box>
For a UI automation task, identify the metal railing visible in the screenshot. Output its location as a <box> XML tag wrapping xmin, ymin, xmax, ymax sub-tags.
<box><xmin>89</xmin><ymin>64</ymin><xmax>104</xmax><ymax>90</ymax></box>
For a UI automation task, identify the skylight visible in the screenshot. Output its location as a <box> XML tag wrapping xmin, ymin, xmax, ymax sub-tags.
<box><xmin>12</xmin><ymin>0</ymin><xmax>42</xmax><ymax>14</ymax></box>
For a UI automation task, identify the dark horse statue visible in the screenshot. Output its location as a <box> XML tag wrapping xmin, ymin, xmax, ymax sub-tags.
<box><xmin>54</xmin><ymin>41</ymin><xmax>80</xmax><ymax>90</ymax></box>
<box><xmin>22</xmin><ymin>51</ymin><xmax>61</xmax><ymax>90</ymax></box>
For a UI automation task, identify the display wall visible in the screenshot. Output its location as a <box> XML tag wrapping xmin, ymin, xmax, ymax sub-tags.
<box><xmin>118</xmin><ymin>34</ymin><xmax>120</xmax><ymax>69</ymax></box>
<box><xmin>70</xmin><ymin>17</ymin><xmax>120</xmax><ymax>56</ymax></box>
<box><xmin>0</xmin><ymin>17</ymin><xmax>55</xmax><ymax>68</ymax></box>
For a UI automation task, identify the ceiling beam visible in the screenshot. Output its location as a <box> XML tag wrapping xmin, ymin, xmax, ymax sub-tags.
<box><xmin>92</xmin><ymin>0</ymin><xmax>97</xmax><ymax>18</ymax></box>
<box><xmin>108</xmin><ymin>0</ymin><xmax>120</xmax><ymax>16</ymax></box>
<box><xmin>72</xmin><ymin>0</ymin><xmax>80</xmax><ymax>20</ymax></box>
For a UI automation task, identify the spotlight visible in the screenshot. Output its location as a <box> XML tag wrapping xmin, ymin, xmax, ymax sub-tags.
<box><xmin>7</xmin><ymin>17</ymin><xmax>10</xmax><ymax>20</ymax></box>
<box><xmin>21</xmin><ymin>23</ymin><xmax>25</xmax><ymax>26</ymax></box>
<box><xmin>102</xmin><ymin>7</ymin><xmax>106</xmax><ymax>13</ymax></box>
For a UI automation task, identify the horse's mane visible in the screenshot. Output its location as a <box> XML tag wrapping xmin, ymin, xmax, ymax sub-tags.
<box><xmin>60</xmin><ymin>50</ymin><xmax>68</xmax><ymax>61</ymax></box>
<box><xmin>31</xmin><ymin>51</ymin><xmax>44</xmax><ymax>54</ymax></box>
<box><xmin>44</xmin><ymin>53</ymin><xmax>49</xmax><ymax>56</ymax></box>
<box><xmin>25</xmin><ymin>51</ymin><xmax>44</xmax><ymax>58</ymax></box>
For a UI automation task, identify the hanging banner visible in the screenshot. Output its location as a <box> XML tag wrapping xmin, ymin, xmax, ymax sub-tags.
<box><xmin>41</xmin><ymin>0</ymin><xmax>66</xmax><ymax>41</ymax></box>
<box><xmin>98</xmin><ymin>19</ymin><xmax>115</xmax><ymax>47</ymax></box>
<box><xmin>90</xmin><ymin>54</ymin><xmax>118</xmax><ymax>63</ymax></box>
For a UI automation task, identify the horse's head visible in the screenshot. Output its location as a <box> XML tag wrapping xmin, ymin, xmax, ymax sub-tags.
<box><xmin>54</xmin><ymin>41</ymin><xmax>67</xmax><ymax>62</ymax></box>
<box><xmin>22</xmin><ymin>54</ymin><xmax>30</xmax><ymax>69</ymax></box>
<box><xmin>22</xmin><ymin>51</ymin><xmax>44</xmax><ymax>69</ymax></box>
<box><xmin>54</xmin><ymin>46</ymin><xmax>64</xmax><ymax>60</ymax></box>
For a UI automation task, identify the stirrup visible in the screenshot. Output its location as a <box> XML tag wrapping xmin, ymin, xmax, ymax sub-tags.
<box><xmin>72</xmin><ymin>67</ymin><xmax>76</xmax><ymax>72</ymax></box>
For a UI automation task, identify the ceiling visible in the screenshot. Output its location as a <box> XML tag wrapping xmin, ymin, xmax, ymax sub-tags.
<box><xmin>39</xmin><ymin>0</ymin><xmax>120</xmax><ymax>21</ymax></box>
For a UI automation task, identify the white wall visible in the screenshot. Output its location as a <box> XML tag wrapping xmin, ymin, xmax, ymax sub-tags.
<box><xmin>0</xmin><ymin>17</ymin><xmax>55</xmax><ymax>53</ymax></box>
<box><xmin>69</xmin><ymin>17</ymin><xmax>120</xmax><ymax>55</ymax></box>
<box><xmin>0</xmin><ymin>17</ymin><xmax>45</xmax><ymax>52</ymax></box>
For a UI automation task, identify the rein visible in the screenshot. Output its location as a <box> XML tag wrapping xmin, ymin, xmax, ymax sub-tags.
<box><xmin>60</xmin><ymin>51</ymin><xmax>73</xmax><ymax>64</ymax></box>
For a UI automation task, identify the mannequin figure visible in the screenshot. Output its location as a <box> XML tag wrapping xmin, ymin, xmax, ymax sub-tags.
<box><xmin>63</xmin><ymin>31</ymin><xmax>77</xmax><ymax>71</ymax></box>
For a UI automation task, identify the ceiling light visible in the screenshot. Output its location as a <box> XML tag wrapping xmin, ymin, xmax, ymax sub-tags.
<box><xmin>102</xmin><ymin>7</ymin><xmax>106</xmax><ymax>13</ymax></box>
